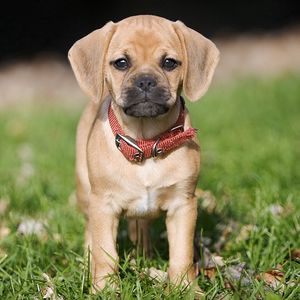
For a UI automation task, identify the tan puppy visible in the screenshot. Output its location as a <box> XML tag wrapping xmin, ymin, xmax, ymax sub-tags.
<box><xmin>68</xmin><ymin>15</ymin><xmax>219</xmax><ymax>291</ymax></box>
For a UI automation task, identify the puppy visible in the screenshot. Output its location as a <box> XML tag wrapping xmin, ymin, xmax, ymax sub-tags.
<box><xmin>68</xmin><ymin>15</ymin><xmax>219</xmax><ymax>291</ymax></box>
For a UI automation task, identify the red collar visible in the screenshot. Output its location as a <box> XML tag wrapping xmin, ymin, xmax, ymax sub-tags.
<box><xmin>108</xmin><ymin>98</ymin><xmax>197</xmax><ymax>162</ymax></box>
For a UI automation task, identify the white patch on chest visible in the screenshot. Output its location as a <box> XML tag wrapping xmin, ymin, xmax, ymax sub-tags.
<box><xmin>135</xmin><ymin>188</ymin><xmax>158</xmax><ymax>215</ymax></box>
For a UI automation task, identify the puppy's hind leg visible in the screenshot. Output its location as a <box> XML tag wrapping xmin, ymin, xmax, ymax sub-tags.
<box><xmin>75</xmin><ymin>102</ymin><xmax>98</xmax><ymax>251</ymax></box>
<box><xmin>128</xmin><ymin>219</ymin><xmax>152</xmax><ymax>257</ymax></box>
<box><xmin>76</xmin><ymin>174</ymin><xmax>92</xmax><ymax>251</ymax></box>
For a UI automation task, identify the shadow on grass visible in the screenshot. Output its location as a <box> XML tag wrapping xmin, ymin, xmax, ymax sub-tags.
<box><xmin>116</xmin><ymin>199</ymin><xmax>230</xmax><ymax>263</ymax></box>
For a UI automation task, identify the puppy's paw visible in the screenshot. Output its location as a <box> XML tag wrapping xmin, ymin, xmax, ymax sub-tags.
<box><xmin>168</xmin><ymin>264</ymin><xmax>196</xmax><ymax>285</ymax></box>
<box><xmin>91</xmin><ymin>274</ymin><xmax>119</xmax><ymax>294</ymax></box>
<box><xmin>164</xmin><ymin>279</ymin><xmax>204</xmax><ymax>299</ymax></box>
<box><xmin>188</xmin><ymin>281</ymin><xmax>205</xmax><ymax>300</ymax></box>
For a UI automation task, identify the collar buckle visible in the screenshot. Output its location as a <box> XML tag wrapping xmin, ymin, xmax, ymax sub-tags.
<box><xmin>170</xmin><ymin>124</ymin><xmax>184</xmax><ymax>132</ymax></box>
<box><xmin>115</xmin><ymin>133</ymin><xmax>144</xmax><ymax>162</ymax></box>
<box><xmin>151</xmin><ymin>138</ymin><xmax>163</xmax><ymax>157</ymax></box>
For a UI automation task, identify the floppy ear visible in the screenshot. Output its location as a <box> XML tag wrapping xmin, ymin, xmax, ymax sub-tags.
<box><xmin>68</xmin><ymin>21</ymin><xmax>116</xmax><ymax>102</ymax></box>
<box><xmin>174</xmin><ymin>21</ymin><xmax>220</xmax><ymax>102</ymax></box>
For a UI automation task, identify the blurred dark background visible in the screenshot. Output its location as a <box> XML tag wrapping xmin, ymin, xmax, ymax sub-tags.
<box><xmin>1</xmin><ymin>0</ymin><xmax>300</xmax><ymax>62</ymax></box>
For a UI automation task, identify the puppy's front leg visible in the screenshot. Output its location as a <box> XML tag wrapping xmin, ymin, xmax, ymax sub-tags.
<box><xmin>166</xmin><ymin>198</ymin><xmax>197</xmax><ymax>286</ymax></box>
<box><xmin>88</xmin><ymin>193</ymin><xmax>119</xmax><ymax>292</ymax></box>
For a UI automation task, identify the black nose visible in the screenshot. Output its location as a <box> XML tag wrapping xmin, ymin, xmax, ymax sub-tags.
<box><xmin>134</xmin><ymin>75</ymin><xmax>157</xmax><ymax>92</ymax></box>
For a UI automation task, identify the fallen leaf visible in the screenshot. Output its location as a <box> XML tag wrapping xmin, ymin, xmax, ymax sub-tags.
<box><xmin>129</xmin><ymin>257</ymin><xmax>137</xmax><ymax>271</ymax></box>
<box><xmin>17</xmin><ymin>219</ymin><xmax>46</xmax><ymax>237</ymax></box>
<box><xmin>214</xmin><ymin>221</ymin><xmax>238</xmax><ymax>252</ymax></box>
<box><xmin>204</xmin><ymin>268</ymin><xmax>216</xmax><ymax>280</ymax></box>
<box><xmin>195</xmin><ymin>246</ymin><xmax>216</xmax><ymax>269</ymax></box>
<box><xmin>198</xmin><ymin>253</ymin><xmax>225</xmax><ymax>270</ymax></box>
<box><xmin>42</xmin><ymin>286</ymin><xmax>55</xmax><ymax>299</ymax></box>
<box><xmin>198</xmin><ymin>190</ymin><xmax>217</xmax><ymax>213</ymax></box>
<box><xmin>226</xmin><ymin>264</ymin><xmax>244</xmax><ymax>280</ymax></box>
<box><xmin>266</xmin><ymin>204</ymin><xmax>284</xmax><ymax>217</ymax></box>
<box><xmin>143</xmin><ymin>267</ymin><xmax>168</xmax><ymax>283</ymax></box>
<box><xmin>193</xmin><ymin>234</ymin><xmax>212</xmax><ymax>262</ymax></box>
<box><xmin>194</xmin><ymin>243</ymin><xmax>224</xmax><ymax>280</ymax></box>
<box><xmin>212</xmin><ymin>255</ymin><xmax>225</xmax><ymax>267</ymax></box>
<box><xmin>42</xmin><ymin>273</ymin><xmax>52</xmax><ymax>283</ymax></box>
<box><xmin>286</xmin><ymin>279</ymin><xmax>297</xmax><ymax>288</ymax></box>
<box><xmin>41</xmin><ymin>273</ymin><xmax>64</xmax><ymax>300</ymax></box>
<box><xmin>224</xmin><ymin>280</ymin><xmax>234</xmax><ymax>290</ymax></box>
<box><xmin>291</xmin><ymin>249</ymin><xmax>300</xmax><ymax>262</ymax></box>
<box><xmin>225</xmin><ymin>263</ymin><xmax>252</xmax><ymax>286</ymax></box>
<box><xmin>235</xmin><ymin>224</ymin><xmax>257</xmax><ymax>242</ymax></box>
<box><xmin>256</xmin><ymin>268</ymin><xmax>285</xmax><ymax>290</ymax></box>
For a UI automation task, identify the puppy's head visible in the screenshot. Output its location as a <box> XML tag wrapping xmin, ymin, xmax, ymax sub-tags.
<box><xmin>68</xmin><ymin>15</ymin><xmax>220</xmax><ymax>117</ymax></box>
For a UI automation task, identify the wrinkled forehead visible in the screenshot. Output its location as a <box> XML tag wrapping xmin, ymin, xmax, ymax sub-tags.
<box><xmin>108</xmin><ymin>19</ymin><xmax>182</xmax><ymax>60</ymax></box>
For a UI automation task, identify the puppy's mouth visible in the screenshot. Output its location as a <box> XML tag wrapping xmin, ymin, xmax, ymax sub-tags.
<box><xmin>124</xmin><ymin>101</ymin><xmax>169</xmax><ymax>117</ymax></box>
<box><xmin>122</xmin><ymin>86</ymin><xmax>171</xmax><ymax>118</ymax></box>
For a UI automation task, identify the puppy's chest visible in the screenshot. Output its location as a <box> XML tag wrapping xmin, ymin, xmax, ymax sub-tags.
<box><xmin>120</xmin><ymin>160</ymin><xmax>184</xmax><ymax>217</ymax></box>
<box><xmin>126</xmin><ymin>187</ymin><xmax>160</xmax><ymax>217</ymax></box>
<box><xmin>124</xmin><ymin>184</ymin><xmax>176</xmax><ymax>218</ymax></box>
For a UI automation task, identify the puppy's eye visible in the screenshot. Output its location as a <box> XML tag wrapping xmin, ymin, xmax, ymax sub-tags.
<box><xmin>162</xmin><ymin>58</ymin><xmax>178</xmax><ymax>71</ymax></box>
<box><xmin>113</xmin><ymin>58</ymin><xmax>129</xmax><ymax>70</ymax></box>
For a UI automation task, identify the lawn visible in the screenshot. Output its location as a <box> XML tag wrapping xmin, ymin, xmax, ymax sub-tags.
<box><xmin>0</xmin><ymin>75</ymin><xmax>299</xmax><ymax>299</ymax></box>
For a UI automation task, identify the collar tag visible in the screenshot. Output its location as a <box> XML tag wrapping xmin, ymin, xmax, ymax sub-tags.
<box><xmin>115</xmin><ymin>133</ymin><xmax>144</xmax><ymax>162</ymax></box>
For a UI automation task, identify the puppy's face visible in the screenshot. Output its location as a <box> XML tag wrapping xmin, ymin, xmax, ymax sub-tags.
<box><xmin>68</xmin><ymin>15</ymin><xmax>220</xmax><ymax>113</ymax></box>
<box><xmin>105</xmin><ymin>21</ymin><xmax>183</xmax><ymax>117</ymax></box>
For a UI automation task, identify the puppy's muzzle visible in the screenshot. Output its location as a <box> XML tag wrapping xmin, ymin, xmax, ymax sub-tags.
<box><xmin>123</xmin><ymin>74</ymin><xmax>171</xmax><ymax>118</ymax></box>
<box><xmin>135</xmin><ymin>74</ymin><xmax>157</xmax><ymax>92</ymax></box>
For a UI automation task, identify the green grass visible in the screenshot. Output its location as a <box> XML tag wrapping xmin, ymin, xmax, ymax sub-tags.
<box><xmin>0</xmin><ymin>75</ymin><xmax>300</xmax><ymax>299</ymax></box>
